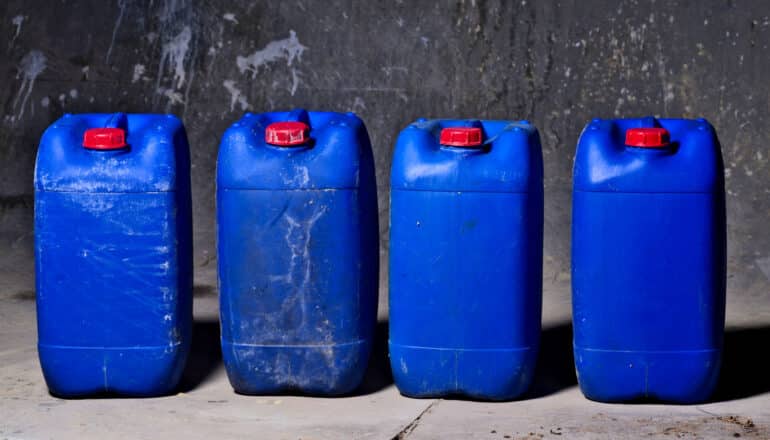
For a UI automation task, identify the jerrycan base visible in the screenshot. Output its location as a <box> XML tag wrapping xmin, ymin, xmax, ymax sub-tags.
<box><xmin>574</xmin><ymin>346</ymin><xmax>721</xmax><ymax>404</ymax></box>
<box><xmin>389</xmin><ymin>343</ymin><xmax>537</xmax><ymax>401</ymax></box>
<box><xmin>222</xmin><ymin>339</ymin><xmax>372</xmax><ymax>396</ymax></box>
<box><xmin>38</xmin><ymin>342</ymin><xmax>188</xmax><ymax>398</ymax></box>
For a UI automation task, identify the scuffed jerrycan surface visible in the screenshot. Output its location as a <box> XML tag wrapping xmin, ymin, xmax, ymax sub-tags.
<box><xmin>217</xmin><ymin>109</ymin><xmax>379</xmax><ymax>395</ymax></box>
<box><xmin>389</xmin><ymin>119</ymin><xmax>544</xmax><ymax>401</ymax></box>
<box><xmin>572</xmin><ymin>117</ymin><xmax>726</xmax><ymax>403</ymax></box>
<box><xmin>34</xmin><ymin>113</ymin><xmax>193</xmax><ymax>397</ymax></box>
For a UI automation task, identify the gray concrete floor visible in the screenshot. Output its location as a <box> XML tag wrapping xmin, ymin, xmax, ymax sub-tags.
<box><xmin>1</xmin><ymin>238</ymin><xmax>769</xmax><ymax>439</ymax></box>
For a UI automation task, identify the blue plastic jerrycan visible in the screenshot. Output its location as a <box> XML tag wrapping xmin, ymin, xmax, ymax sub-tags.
<box><xmin>572</xmin><ymin>117</ymin><xmax>726</xmax><ymax>403</ymax></box>
<box><xmin>217</xmin><ymin>109</ymin><xmax>379</xmax><ymax>395</ymax></box>
<box><xmin>34</xmin><ymin>113</ymin><xmax>193</xmax><ymax>397</ymax></box>
<box><xmin>389</xmin><ymin>120</ymin><xmax>544</xmax><ymax>400</ymax></box>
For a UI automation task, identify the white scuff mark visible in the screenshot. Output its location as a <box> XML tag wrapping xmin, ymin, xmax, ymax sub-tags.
<box><xmin>158</xmin><ymin>26</ymin><xmax>192</xmax><ymax>89</ymax></box>
<box><xmin>285</xmin><ymin>209</ymin><xmax>325</xmax><ymax>287</ymax></box>
<box><xmin>223</xmin><ymin>80</ymin><xmax>249</xmax><ymax>111</ymax></box>
<box><xmin>160</xmin><ymin>287</ymin><xmax>172</xmax><ymax>302</ymax></box>
<box><xmin>269</xmin><ymin>206</ymin><xmax>327</xmax><ymax>288</ymax></box>
<box><xmin>69</xmin><ymin>89</ymin><xmax>78</xmax><ymax>99</ymax></box>
<box><xmin>9</xmin><ymin>15</ymin><xmax>25</xmax><ymax>48</ymax></box>
<box><xmin>284</xmin><ymin>166</ymin><xmax>310</xmax><ymax>187</ymax></box>
<box><xmin>106</xmin><ymin>0</ymin><xmax>127</xmax><ymax>63</ymax></box>
<box><xmin>132</xmin><ymin>63</ymin><xmax>145</xmax><ymax>83</ymax></box>
<box><xmin>236</xmin><ymin>30</ymin><xmax>307</xmax><ymax>96</ymax></box>
<box><xmin>163</xmin><ymin>314</ymin><xmax>172</xmax><ymax>322</ymax></box>
<box><xmin>267</xmin><ymin>206</ymin><xmax>328</xmax><ymax>346</ymax></box>
<box><xmin>757</xmin><ymin>257</ymin><xmax>770</xmax><ymax>281</ymax></box>
<box><xmin>9</xmin><ymin>50</ymin><xmax>46</xmax><ymax>123</ymax></box>
<box><xmin>400</xmin><ymin>358</ymin><xmax>408</xmax><ymax>374</ymax></box>
<box><xmin>77</xmin><ymin>194</ymin><xmax>117</xmax><ymax>213</ymax></box>
<box><xmin>420</xmin><ymin>36</ymin><xmax>430</xmax><ymax>48</ymax></box>
<box><xmin>223</xmin><ymin>12</ymin><xmax>238</xmax><ymax>24</ymax></box>
<box><xmin>40</xmin><ymin>97</ymin><xmax>49</xmax><ymax>108</ymax></box>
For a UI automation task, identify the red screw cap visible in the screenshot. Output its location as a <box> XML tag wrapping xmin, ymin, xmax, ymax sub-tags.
<box><xmin>265</xmin><ymin>121</ymin><xmax>310</xmax><ymax>146</ymax></box>
<box><xmin>83</xmin><ymin>128</ymin><xmax>127</xmax><ymax>150</ymax></box>
<box><xmin>440</xmin><ymin>127</ymin><xmax>483</xmax><ymax>147</ymax></box>
<box><xmin>625</xmin><ymin>127</ymin><xmax>670</xmax><ymax>148</ymax></box>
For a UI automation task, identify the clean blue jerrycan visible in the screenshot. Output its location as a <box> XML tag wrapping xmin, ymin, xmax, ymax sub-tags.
<box><xmin>34</xmin><ymin>113</ymin><xmax>193</xmax><ymax>397</ymax></box>
<box><xmin>572</xmin><ymin>117</ymin><xmax>726</xmax><ymax>403</ymax></box>
<box><xmin>389</xmin><ymin>120</ymin><xmax>544</xmax><ymax>400</ymax></box>
<box><xmin>217</xmin><ymin>109</ymin><xmax>379</xmax><ymax>395</ymax></box>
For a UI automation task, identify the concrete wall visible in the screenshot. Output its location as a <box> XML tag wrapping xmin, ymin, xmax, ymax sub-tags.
<box><xmin>1</xmin><ymin>0</ymin><xmax>768</xmax><ymax>302</ymax></box>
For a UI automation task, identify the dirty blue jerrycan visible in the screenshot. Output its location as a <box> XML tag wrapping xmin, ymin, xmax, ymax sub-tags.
<box><xmin>572</xmin><ymin>117</ymin><xmax>726</xmax><ymax>403</ymax></box>
<box><xmin>217</xmin><ymin>109</ymin><xmax>379</xmax><ymax>395</ymax></box>
<box><xmin>34</xmin><ymin>113</ymin><xmax>193</xmax><ymax>397</ymax></box>
<box><xmin>389</xmin><ymin>120</ymin><xmax>544</xmax><ymax>400</ymax></box>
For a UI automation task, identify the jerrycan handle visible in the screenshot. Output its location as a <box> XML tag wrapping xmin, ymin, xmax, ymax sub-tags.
<box><xmin>265</xmin><ymin>109</ymin><xmax>311</xmax><ymax>147</ymax></box>
<box><xmin>286</xmin><ymin>108</ymin><xmax>310</xmax><ymax>124</ymax></box>
<box><xmin>83</xmin><ymin>113</ymin><xmax>128</xmax><ymax>150</ymax></box>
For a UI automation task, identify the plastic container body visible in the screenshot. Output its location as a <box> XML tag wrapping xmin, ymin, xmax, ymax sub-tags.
<box><xmin>217</xmin><ymin>110</ymin><xmax>379</xmax><ymax>395</ymax></box>
<box><xmin>34</xmin><ymin>113</ymin><xmax>193</xmax><ymax>397</ymax></box>
<box><xmin>572</xmin><ymin>117</ymin><xmax>726</xmax><ymax>403</ymax></box>
<box><xmin>389</xmin><ymin>119</ymin><xmax>543</xmax><ymax>400</ymax></box>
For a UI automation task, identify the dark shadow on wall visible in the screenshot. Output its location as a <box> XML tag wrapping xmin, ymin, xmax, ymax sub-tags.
<box><xmin>527</xmin><ymin>322</ymin><xmax>578</xmax><ymax>398</ymax></box>
<box><xmin>710</xmin><ymin>325</ymin><xmax>770</xmax><ymax>402</ymax></box>
<box><xmin>354</xmin><ymin>320</ymin><xmax>394</xmax><ymax>395</ymax></box>
<box><xmin>178</xmin><ymin>319</ymin><xmax>222</xmax><ymax>392</ymax></box>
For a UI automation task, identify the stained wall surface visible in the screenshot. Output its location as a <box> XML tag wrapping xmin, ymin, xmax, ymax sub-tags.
<box><xmin>1</xmin><ymin>1</ymin><xmax>768</xmax><ymax>305</ymax></box>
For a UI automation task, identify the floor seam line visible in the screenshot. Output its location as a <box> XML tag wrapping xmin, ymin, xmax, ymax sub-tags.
<box><xmin>391</xmin><ymin>399</ymin><xmax>441</xmax><ymax>440</ymax></box>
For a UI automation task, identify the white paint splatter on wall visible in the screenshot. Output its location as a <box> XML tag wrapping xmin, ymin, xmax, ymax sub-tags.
<box><xmin>9</xmin><ymin>50</ymin><xmax>46</xmax><ymax>123</ymax></box>
<box><xmin>158</xmin><ymin>26</ymin><xmax>192</xmax><ymax>90</ymax></box>
<box><xmin>157</xmin><ymin>88</ymin><xmax>185</xmax><ymax>106</ymax></box>
<box><xmin>223</xmin><ymin>80</ymin><xmax>249</xmax><ymax>112</ymax></box>
<box><xmin>158</xmin><ymin>0</ymin><xmax>188</xmax><ymax>24</ymax></box>
<box><xmin>132</xmin><ymin>64</ymin><xmax>146</xmax><ymax>83</ymax></box>
<box><xmin>236</xmin><ymin>30</ymin><xmax>307</xmax><ymax>96</ymax></box>
<box><xmin>106</xmin><ymin>0</ymin><xmax>127</xmax><ymax>63</ymax></box>
<box><xmin>352</xmin><ymin>96</ymin><xmax>366</xmax><ymax>113</ymax></box>
<box><xmin>152</xmin><ymin>0</ymin><xmax>196</xmax><ymax>112</ymax></box>
<box><xmin>9</xmin><ymin>15</ymin><xmax>25</xmax><ymax>48</ymax></box>
<box><xmin>223</xmin><ymin>13</ymin><xmax>238</xmax><ymax>24</ymax></box>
